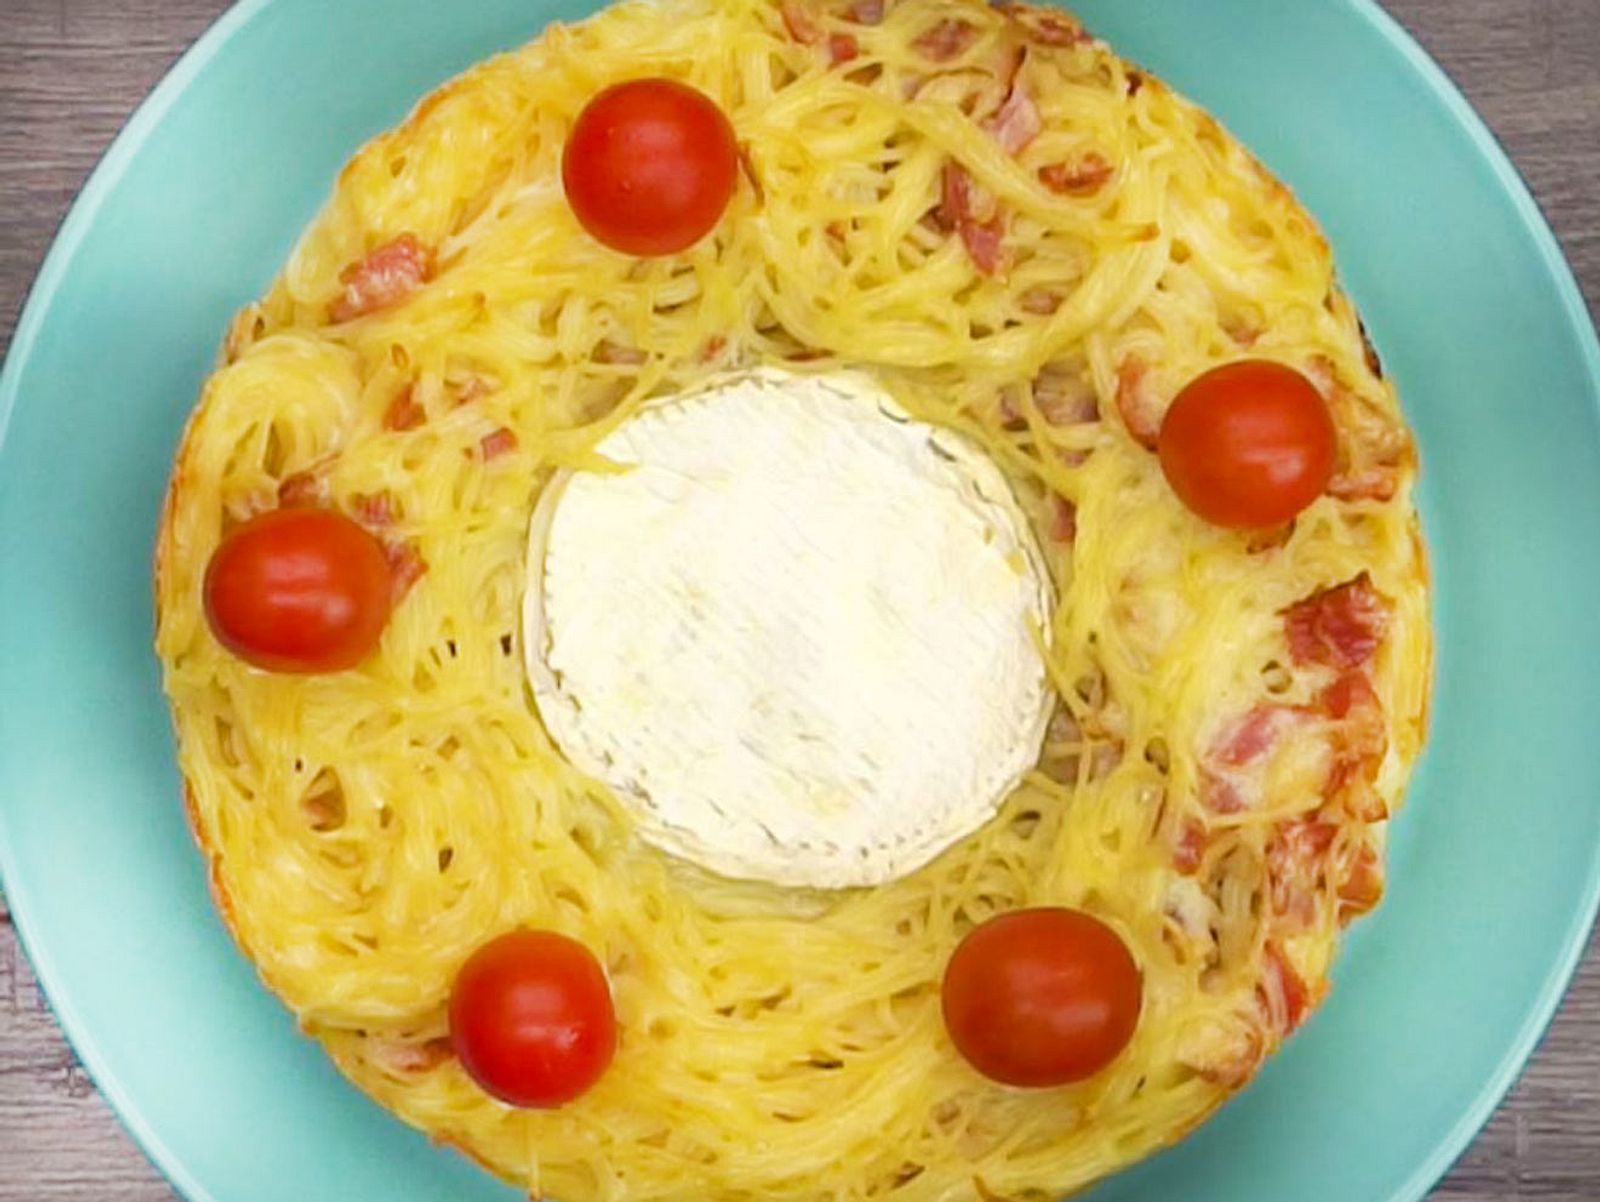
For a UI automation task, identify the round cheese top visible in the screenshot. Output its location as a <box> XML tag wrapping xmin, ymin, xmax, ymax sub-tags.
<box><xmin>523</xmin><ymin>367</ymin><xmax>1053</xmax><ymax>888</ymax></box>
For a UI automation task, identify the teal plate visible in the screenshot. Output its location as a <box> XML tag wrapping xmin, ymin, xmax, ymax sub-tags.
<box><xmin>2</xmin><ymin>1</ymin><xmax>1598</xmax><ymax>1199</ymax></box>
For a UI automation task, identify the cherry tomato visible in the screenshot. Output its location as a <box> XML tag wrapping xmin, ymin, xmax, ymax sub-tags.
<box><xmin>941</xmin><ymin>908</ymin><xmax>1142</xmax><ymax>1087</ymax></box>
<box><xmin>449</xmin><ymin>929</ymin><xmax>617</xmax><ymax>1108</ymax></box>
<box><xmin>203</xmin><ymin>507</ymin><xmax>393</xmax><ymax>674</ymax></box>
<box><xmin>562</xmin><ymin>78</ymin><xmax>738</xmax><ymax>256</ymax></box>
<box><xmin>1158</xmin><ymin>359</ymin><xmax>1337</xmax><ymax>529</ymax></box>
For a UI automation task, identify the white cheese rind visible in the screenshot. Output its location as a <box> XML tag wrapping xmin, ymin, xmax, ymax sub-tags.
<box><xmin>524</xmin><ymin>368</ymin><xmax>1053</xmax><ymax>888</ymax></box>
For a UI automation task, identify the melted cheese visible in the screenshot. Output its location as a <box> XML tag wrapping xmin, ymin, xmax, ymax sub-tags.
<box><xmin>524</xmin><ymin>368</ymin><xmax>1053</xmax><ymax>887</ymax></box>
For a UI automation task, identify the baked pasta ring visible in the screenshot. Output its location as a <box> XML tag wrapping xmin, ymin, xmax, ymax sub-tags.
<box><xmin>154</xmin><ymin>0</ymin><xmax>1432</xmax><ymax>1199</ymax></box>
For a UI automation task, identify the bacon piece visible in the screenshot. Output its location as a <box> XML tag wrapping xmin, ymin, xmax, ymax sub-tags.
<box><xmin>1114</xmin><ymin>355</ymin><xmax>1161</xmax><ymax>450</ymax></box>
<box><xmin>329</xmin><ymin>234</ymin><xmax>433</xmax><ymax>323</ymax></box>
<box><xmin>1039</xmin><ymin>152</ymin><xmax>1114</xmax><ymax>196</ymax></box>
<box><xmin>480</xmin><ymin>427</ymin><xmax>519</xmax><ymax>461</ymax></box>
<box><xmin>1050</xmin><ymin>496</ymin><xmax>1077</xmax><ymax>543</ymax></box>
<box><xmin>384</xmin><ymin>541</ymin><xmax>428</xmax><ymax>602</ymax></box>
<box><xmin>1125</xmin><ymin>70</ymin><xmax>1144</xmax><ymax>96</ymax></box>
<box><xmin>959</xmin><ymin>217</ymin><xmax>1005</xmax><ymax>275</ymax></box>
<box><xmin>912</xmin><ymin>19</ymin><xmax>978</xmax><ymax>61</ymax></box>
<box><xmin>1202</xmin><ymin>777</ymin><xmax>1246</xmax><ymax>815</ymax></box>
<box><xmin>384</xmin><ymin>385</ymin><xmax>425</xmax><ymax>432</ymax></box>
<box><xmin>780</xmin><ymin>0</ymin><xmax>822</xmax><ymax>42</ymax></box>
<box><xmin>1200</xmin><ymin>703</ymin><xmax>1312</xmax><ymax>815</ymax></box>
<box><xmin>938</xmin><ymin>164</ymin><xmax>1005</xmax><ymax>275</ymax></box>
<box><xmin>1261</xmin><ymin>941</ymin><xmax>1313</xmax><ymax>1035</ymax></box>
<box><xmin>847</xmin><ymin>0</ymin><xmax>884</xmax><ymax>22</ymax></box>
<box><xmin>1032</xmin><ymin>364</ymin><xmax>1098</xmax><ymax>426</ymax></box>
<box><xmin>351</xmin><ymin>490</ymin><xmax>396</xmax><ymax>527</ymax></box>
<box><xmin>277</xmin><ymin>469</ymin><xmax>327</xmax><ymax>509</ymax></box>
<box><xmin>1172</xmin><ymin>818</ymin><xmax>1207</xmax><ymax>875</ymax></box>
<box><xmin>1319</xmin><ymin>670</ymin><xmax>1379</xmax><ymax>722</ymax></box>
<box><xmin>1212</xmin><ymin>705</ymin><xmax>1308</xmax><ymax>769</ymax></box>
<box><xmin>1283</xmin><ymin>573</ymin><xmax>1390</xmax><ymax>670</ymax></box>
<box><xmin>370</xmin><ymin>1037</ymin><xmax>453</xmax><ymax>1074</ymax></box>
<box><xmin>982</xmin><ymin>81</ymin><xmax>1041</xmax><ymax>155</ymax></box>
<box><xmin>828</xmin><ymin>32</ymin><xmax>860</xmax><ymax>64</ymax></box>
<box><xmin>1338</xmin><ymin>843</ymin><xmax>1384</xmax><ymax>919</ymax></box>
<box><xmin>1318</xmin><ymin>671</ymin><xmax>1389</xmax><ymax>821</ymax></box>
<box><xmin>1266</xmin><ymin>819</ymin><xmax>1337</xmax><ymax>927</ymax></box>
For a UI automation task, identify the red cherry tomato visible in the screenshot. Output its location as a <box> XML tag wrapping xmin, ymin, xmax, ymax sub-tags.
<box><xmin>203</xmin><ymin>508</ymin><xmax>393</xmax><ymax>674</ymax></box>
<box><xmin>449</xmin><ymin>930</ymin><xmax>617</xmax><ymax>1108</ymax></box>
<box><xmin>1158</xmin><ymin>359</ymin><xmax>1337</xmax><ymax>529</ymax></box>
<box><xmin>562</xmin><ymin>78</ymin><xmax>738</xmax><ymax>256</ymax></box>
<box><xmin>941</xmin><ymin>908</ymin><xmax>1142</xmax><ymax>1087</ymax></box>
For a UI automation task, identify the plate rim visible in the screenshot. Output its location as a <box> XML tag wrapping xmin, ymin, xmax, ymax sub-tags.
<box><xmin>1</xmin><ymin>2</ymin><xmax>1597</xmax><ymax>1201</ymax></box>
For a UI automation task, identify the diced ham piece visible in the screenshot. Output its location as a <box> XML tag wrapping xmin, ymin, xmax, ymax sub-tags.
<box><xmin>1283</xmin><ymin>573</ymin><xmax>1390</xmax><ymax>670</ymax></box>
<box><xmin>913</xmin><ymin>19</ymin><xmax>978</xmax><ymax>61</ymax></box>
<box><xmin>1172</xmin><ymin>818</ymin><xmax>1207</xmax><ymax>875</ymax></box>
<box><xmin>1032</xmin><ymin>364</ymin><xmax>1098</xmax><ymax>426</ymax></box>
<box><xmin>828</xmin><ymin>32</ymin><xmax>860</xmax><ymax>64</ymax></box>
<box><xmin>1114</xmin><ymin>355</ymin><xmax>1161</xmax><ymax>450</ymax></box>
<box><xmin>982</xmin><ymin>82</ymin><xmax>1041</xmax><ymax>155</ymax></box>
<box><xmin>847</xmin><ymin>0</ymin><xmax>884</xmax><ymax>23</ymax></box>
<box><xmin>329</xmin><ymin>234</ymin><xmax>433</xmax><ymax>323</ymax></box>
<box><xmin>939</xmin><ymin>164</ymin><xmax>1006</xmax><ymax>275</ymax></box>
<box><xmin>480</xmin><ymin>427</ymin><xmax>519</xmax><ymax>461</ymax></box>
<box><xmin>1039</xmin><ymin>153</ymin><xmax>1114</xmax><ymax>196</ymax></box>
<box><xmin>959</xmin><ymin>217</ymin><xmax>1005</xmax><ymax>275</ymax></box>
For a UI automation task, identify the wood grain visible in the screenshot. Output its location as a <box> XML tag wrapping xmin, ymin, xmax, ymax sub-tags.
<box><xmin>2</xmin><ymin>0</ymin><xmax>1598</xmax><ymax>1198</ymax></box>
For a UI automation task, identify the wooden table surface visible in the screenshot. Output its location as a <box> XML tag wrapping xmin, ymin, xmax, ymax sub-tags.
<box><xmin>2</xmin><ymin>1</ymin><xmax>1598</xmax><ymax>1199</ymax></box>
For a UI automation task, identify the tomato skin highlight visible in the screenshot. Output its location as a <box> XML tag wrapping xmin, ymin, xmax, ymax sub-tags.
<box><xmin>449</xmin><ymin>930</ymin><xmax>617</xmax><ymax>1109</ymax></box>
<box><xmin>941</xmin><ymin>908</ymin><xmax>1142</xmax><ymax>1087</ymax></box>
<box><xmin>202</xmin><ymin>507</ymin><xmax>394</xmax><ymax>674</ymax></box>
<box><xmin>562</xmin><ymin>78</ymin><xmax>739</xmax><ymax>257</ymax></box>
<box><xmin>1158</xmin><ymin>360</ymin><xmax>1337</xmax><ymax>529</ymax></box>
